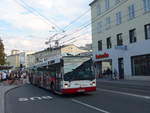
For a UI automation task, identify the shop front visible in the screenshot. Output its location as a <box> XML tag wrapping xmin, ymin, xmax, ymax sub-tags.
<box><xmin>93</xmin><ymin>39</ymin><xmax>150</xmax><ymax>80</ymax></box>
<box><xmin>94</xmin><ymin>53</ymin><xmax>112</xmax><ymax>78</ymax></box>
<box><xmin>131</xmin><ymin>54</ymin><xmax>150</xmax><ymax>76</ymax></box>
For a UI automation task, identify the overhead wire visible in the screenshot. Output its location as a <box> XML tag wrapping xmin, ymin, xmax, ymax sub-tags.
<box><xmin>13</xmin><ymin>0</ymin><xmax>147</xmax><ymax>47</ymax></box>
<box><xmin>60</xmin><ymin>29</ymin><xmax>91</xmax><ymax>45</ymax></box>
<box><xmin>61</xmin><ymin>7</ymin><xmax>147</xmax><ymax>46</ymax></box>
<box><xmin>62</xmin><ymin>9</ymin><xmax>90</xmax><ymax>30</ymax></box>
<box><xmin>18</xmin><ymin>0</ymin><xmax>94</xmax><ymax>46</ymax></box>
<box><xmin>13</xmin><ymin>0</ymin><xmax>92</xmax><ymax>43</ymax></box>
<box><xmin>57</xmin><ymin>0</ymin><xmax>141</xmax><ymax>42</ymax></box>
<box><xmin>14</xmin><ymin>0</ymin><xmax>64</xmax><ymax>32</ymax></box>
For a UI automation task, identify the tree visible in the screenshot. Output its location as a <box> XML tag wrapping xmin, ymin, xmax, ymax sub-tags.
<box><xmin>0</xmin><ymin>38</ymin><xmax>6</xmax><ymax>65</ymax></box>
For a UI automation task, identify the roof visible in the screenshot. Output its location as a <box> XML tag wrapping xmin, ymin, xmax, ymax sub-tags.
<box><xmin>30</xmin><ymin>44</ymin><xmax>79</xmax><ymax>55</ymax></box>
<box><xmin>7</xmin><ymin>54</ymin><xmax>20</xmax><ymax>57</ymax></box>
<box><xmin>89</xmin><ymin>0</ymin><xmax>98</xmax><ymax>6</ymax></box>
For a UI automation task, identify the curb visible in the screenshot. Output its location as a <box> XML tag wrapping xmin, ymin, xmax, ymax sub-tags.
<box><xmin>0</xmin><ymin>85</ymin><xmax>22</xmax><ymax>113</ymax></box>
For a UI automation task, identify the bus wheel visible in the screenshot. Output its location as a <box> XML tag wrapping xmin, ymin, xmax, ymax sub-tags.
<box><xmin>51</xmin><ymin>83</ymin><xmax>55</xmax><ymax>93</ymax></box>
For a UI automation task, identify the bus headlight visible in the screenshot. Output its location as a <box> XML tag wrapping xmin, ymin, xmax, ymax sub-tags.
<box><xmin>92</xmin><ymin>82</ymin><xmax>96</xmax><ymax>86</ymax></box>
<box><xmin>64</xmin><ymin>83</ymin><xmax>69</xmax><ymax>88</ymax></box>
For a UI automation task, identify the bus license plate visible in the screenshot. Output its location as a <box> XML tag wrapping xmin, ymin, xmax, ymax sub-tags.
<box><xmin>77</xmin><ymin>89</ymin><xmax>85</xmax><ymax>92</ymax></box>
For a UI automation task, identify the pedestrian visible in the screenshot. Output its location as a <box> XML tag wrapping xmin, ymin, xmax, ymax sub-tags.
<box><xmin>106</xmin><ymin>68</ymin><xmax>112</xmax><ymax>80</ymax></box>
<box><xmin>113</xmin><ymin>68</ymin><xmax>118</xmax><ymax>80</ymax></box>
<box><xmin>0</xmin><ymin>72</ymin><xmax>2</xmax><ymax>81</ymax></box>
<box><xmin>2</xmin><ymin>72</ymin><xmax>7</xmax><ymax>81</ymax></box>
<box><xmin>103</xmin><ymin>69</ymin><xmax>106</xmax><ymax>76</ymax></box>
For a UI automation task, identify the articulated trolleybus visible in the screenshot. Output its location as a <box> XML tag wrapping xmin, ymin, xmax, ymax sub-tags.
<box><xmin>29</xmin><ymin>56</ymin><xmax>96</xmax><ymax>94</ymax></box>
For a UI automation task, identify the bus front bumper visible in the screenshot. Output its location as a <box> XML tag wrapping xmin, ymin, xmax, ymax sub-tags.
<box><xmin>61</xmin><ymin>87</ymin><xmax>96</xmax><ymax>94</ymax></box>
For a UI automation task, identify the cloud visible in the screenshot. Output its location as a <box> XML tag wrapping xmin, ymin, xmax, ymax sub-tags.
<box><xmin>0</xmin><ymin>0</ymin><xmax>93</xmax><ymax>54</ymax></box>
<box><xmin>0</xmin><ymin>0</ymin><xmax>52</xmax><ymax>32</ymax></box>
<box><xmin>3</xmin><ymin>36</ymin><xmax>47</xmax><ymax>55</ymax></box>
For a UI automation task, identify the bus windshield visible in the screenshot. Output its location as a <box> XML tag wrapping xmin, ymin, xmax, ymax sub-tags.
<box><xmin>64</xmin><ymin>59</ymin><xmax>95</xmax><ymax>81</ymax></box>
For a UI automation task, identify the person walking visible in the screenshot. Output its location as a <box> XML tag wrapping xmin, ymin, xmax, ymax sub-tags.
<box><xmin>2</xmin><ymin>72</ymin><xmax>7</xmax><ymax>81</ymax></box>
<box><xmin>113</xmin><ymin>68</ymin><xmax>119</xmax><ymax>80</ymax></box>
<box><xmin>0</xmin><ymin>72</ymin><xmax>2</xmax><ymax>81</ymax></box>
<box><xmin>106</xmin><ymin>68</ymin><xmax>112</xmax><ymax>80</ymax></box>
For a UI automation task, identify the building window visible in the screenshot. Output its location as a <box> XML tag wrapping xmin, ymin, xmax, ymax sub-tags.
<box><xmin>132</xmin><ymin>54</ymin><xmax>150</xmax><ymax>76</ymax></box>
<box><xmin>129</xmin><ymin>29</ymin><xmax>137</xmax><ymax>43</ymax></box>
<box><xmin>106</xmin><ymin>37</ymin><xmax>112</xmax><ymax>49</ymax></box>
<box><xmin>128</xmin><ymin>4</ymin><xmax>135</xmax><ymax>20</ymax></box>
<box><xmin>117</xmin><ymin>33</ymin><xmax>123</xmax><ymax>46</ymax></box>
<box><xmin>96</xmin><ymin>3</ymin><xmax>101</xmax><ymax>16</ymax></box>
<box><xmin>98</xmin><ymin>40</ymin><xmax>102</xmax><ymax>51</ymax></box>
<box><xmin>116</xmin><ymin>12</ymin><xmax>122</xmax><ymax>25</ymax></box>
<box><xmin>115</xmin><ymin>0</ymin><xmax>120</xmax><ymax>4</ymax></box>
<box><xmin>97</xmin><ymin>22</ymin><xmax>102</xmax><ymax>33</ymax></box>
<box><xmin>143</xmin><ymin>0</ymin><xmax>150</xmax><ymax>12</ymax></box>
<box><xmin>105</xmin><ymin>0</ymin><xmax>110</xmax><ymax>10</ymax></box>
<box><xmin>105</xmin><ymin>17</ymin><xmax>111</xmax><ymax>30</ymax></box>
<box><xmin>145</xmin><ymin>24</ymin><xmax>150</xmax><ymax>39</ymax></box>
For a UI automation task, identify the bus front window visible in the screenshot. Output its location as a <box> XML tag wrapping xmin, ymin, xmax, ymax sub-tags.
<box><xmin>64</xmin><ymin>60</ymin><xmax>95</xmax><ymax>81</ymax></box>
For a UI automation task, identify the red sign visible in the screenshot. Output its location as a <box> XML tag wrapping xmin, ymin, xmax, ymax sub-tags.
<box><xmin>95</xmin><ymin>53</ymin><xmax>109</xmax><ymax>59</ymax></box>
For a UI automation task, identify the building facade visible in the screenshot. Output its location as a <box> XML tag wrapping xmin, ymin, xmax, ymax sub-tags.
<box><xmin>6</xmin><ymin>54</ymin><xmax>20</xmax><ymax>68</ymax></box>
<box><xmin>7</xmin><ymin>50</ymin><xmax>34</xmax><ymax>69</ymax></box>
<box><xmin>90</xmin><ymin>0</ymin><xmax>150</xmax><ymax>80</ymax></box>
<box><xmin>61</xmin><ymin>44</ymin><xmax>88</xmax><ymax>56</ymax></box>
<box><xmin>27</xmin><ymin>44</ymin><xmax>89</xmax><ymax>67</ymax></box>
<box><xmin>11</xmin><ymin>50</ymin><xmax>20</xmax><ymax>55</ymax></box>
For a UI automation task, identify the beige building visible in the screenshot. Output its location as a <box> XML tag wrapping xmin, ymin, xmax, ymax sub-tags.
<box><xmin>27</xmin><ymin>44</ymin><xmax>89</xmax><ymax>67</ymax></box>
<box><xmin>7</xmin><ymin>51</ymin><xmax>34</xmax><ymax>69</ymax></box>
<box><xmin>61</xmin><ymin>44</ymin><xmax>88</xmax><ymax>56</ymax></box>
<box><xmin>90</xmin><ymin>0</ymin><xmax>150</xmax><ymax>80</ymax></box>
<box><xmin>11</xmin><ymin>50</ymin><xmax>20</xmax><ymax>55</ymax></box>
<box><xmin>6</xmin><ymin>54</ymin><xmax>20</xmax><ymax>68</ymax></box>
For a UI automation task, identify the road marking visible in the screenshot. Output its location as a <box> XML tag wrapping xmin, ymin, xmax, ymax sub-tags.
<box><xmin>18</xmin><ymin>96</ymin><xmax>53</xmax><ymax>102</ymax></box>
<box><xmin>97</xmin><ymin>88</ymin><xmax>150</xmax><ymax>100</ymax></box>
<box><xmin>18</xmin><ymin>98</ymin><xmax>29</xmax><ymax>102</ymax></box>
<box><xmin>30</xmin><ymin>97</ymin><xmax>42</xmax><ymax>100</ymax></box>
<box><xmin>41</xmin><ymin>96</ymin><xmax>53</xmax><ymax>99</ymax></box>
<box><xmin>72</xmin><ymin>99</ymin><xmax>110</xmax><ymax>113</ymax></box>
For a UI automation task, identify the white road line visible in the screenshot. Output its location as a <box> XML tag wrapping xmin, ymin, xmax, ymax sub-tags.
<box><xmin>72</xmin><ymin>99</ymin><xmax>110</xmax><ymax>113</ymax></box>
<box><xmin>97</xmin><ymin>88</ymin><xmax>150</xmax><ymax>100</ymax></box>
<box><xmin>18</xmin><ymin>96</ymin><xmax>53</xmax><ymax>102</ymax></box>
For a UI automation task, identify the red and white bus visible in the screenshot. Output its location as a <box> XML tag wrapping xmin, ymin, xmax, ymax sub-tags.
<box><xmin>28</xmin><ymin>56</ymin><xmax>96</xmax><ymax>94</ymax></box>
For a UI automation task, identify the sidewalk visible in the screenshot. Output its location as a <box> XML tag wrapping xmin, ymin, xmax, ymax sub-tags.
<box><xmin>0</xmin><ymin>80</ymin><xmax>22</xmax><ymax>113</ymax></box>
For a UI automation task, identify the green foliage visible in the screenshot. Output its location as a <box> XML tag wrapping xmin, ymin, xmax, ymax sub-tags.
<box><xmin>0</xmin><ymin>38</ymin><xmax>6</xmax><ymax>65</ymax></box>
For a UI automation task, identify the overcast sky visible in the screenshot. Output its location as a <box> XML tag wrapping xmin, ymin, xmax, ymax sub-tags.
<box><xmin>0</xmin><ymin>0</ymin><xmax>92</xmax><ymax>55</ymax></box>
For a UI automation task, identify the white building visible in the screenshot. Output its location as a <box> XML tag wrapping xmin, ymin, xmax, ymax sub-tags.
<box><xmin>90</xmin><ymin>0</ymin><xmax>150</xmax><ymax>80</ymax></box>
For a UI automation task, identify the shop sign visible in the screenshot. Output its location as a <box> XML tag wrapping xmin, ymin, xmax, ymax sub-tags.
<box><xmin>115</xmin><ymin>45</ymin><xmax>127</xmax><ymax>50</ymax></box>
<box><xmin>95</xmin><ymin>53</ymin><xmax>109</xmax><ymax>59</ymax></box>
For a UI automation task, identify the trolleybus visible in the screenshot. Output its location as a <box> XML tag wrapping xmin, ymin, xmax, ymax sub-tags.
<box><xmin>28</xmin><ymin>56</ymin><xmax>96</xmax><ymax>94</ymax></box>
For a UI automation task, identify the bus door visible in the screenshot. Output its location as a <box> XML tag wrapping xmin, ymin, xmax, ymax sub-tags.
<box><xmin>54</xmin><ymin>66</ymin><xmax>62</xmax><ymax>91</ymax></box>
<box><xmin>43</xmin><ymin>72</ymin><xmax>47</xmax><ymax>88</ymax></box>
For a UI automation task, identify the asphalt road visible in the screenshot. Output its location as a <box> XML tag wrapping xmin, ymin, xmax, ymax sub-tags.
<box><xmin>5</xmin><ymin>82</ymin><xmax>150</xmax><ymax>113</ymax></box>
